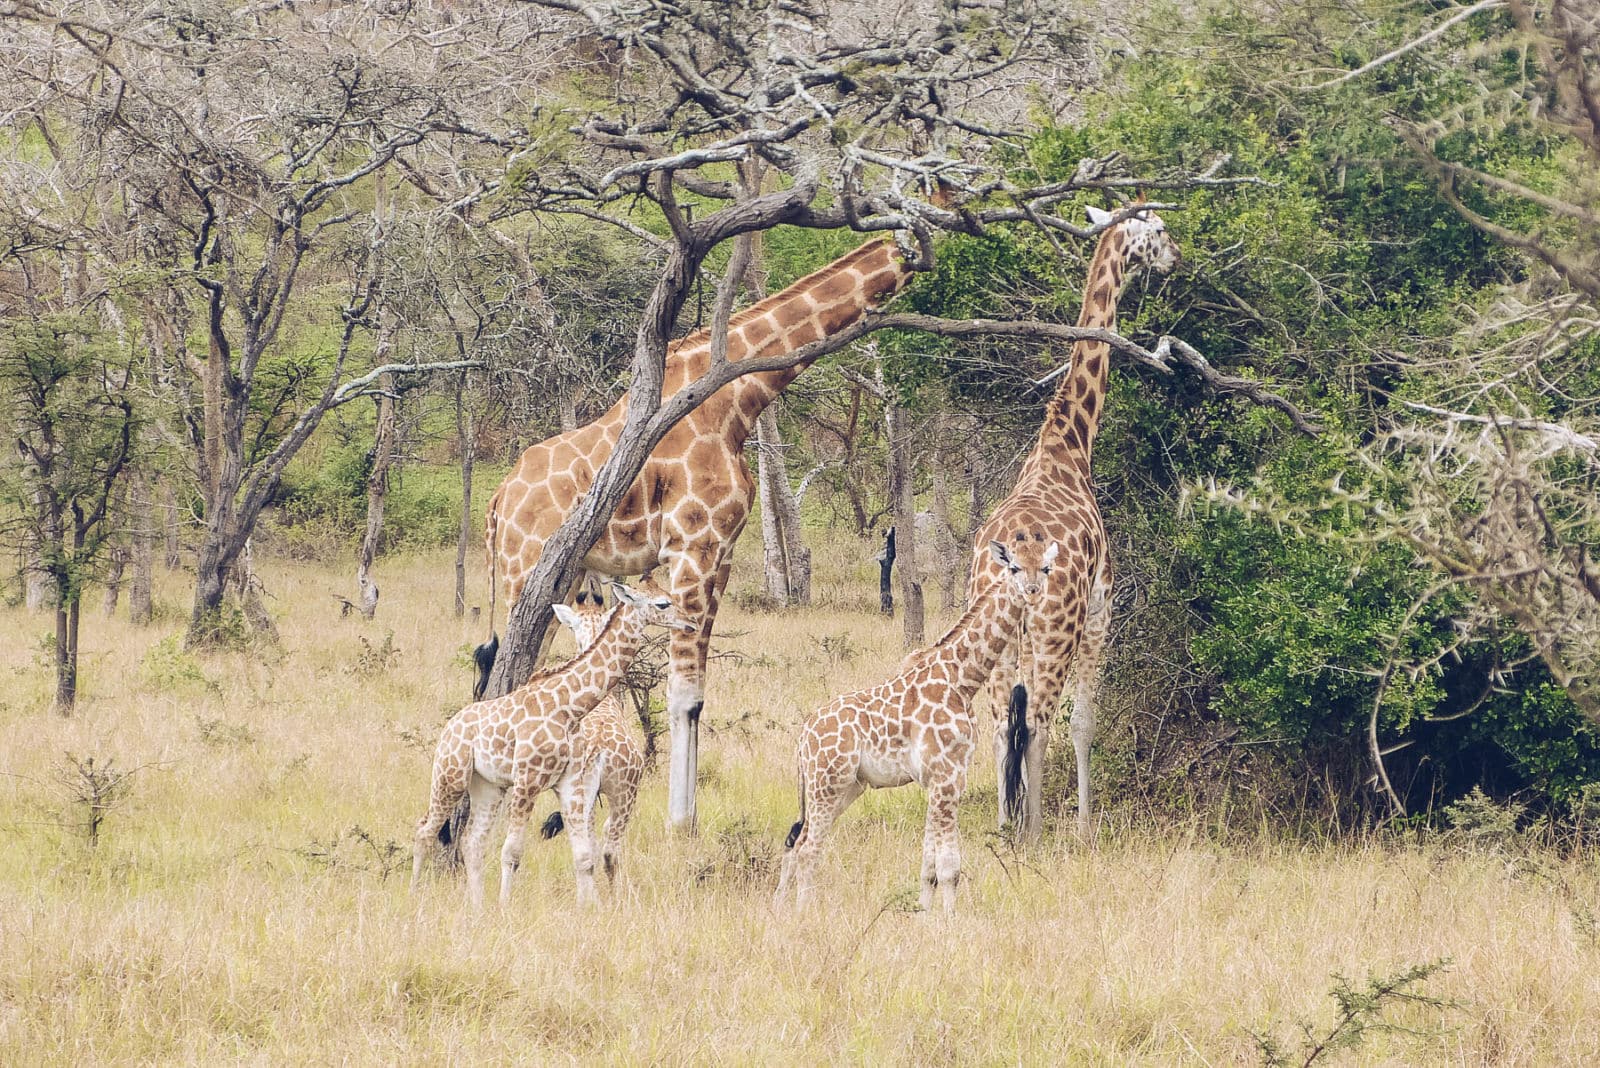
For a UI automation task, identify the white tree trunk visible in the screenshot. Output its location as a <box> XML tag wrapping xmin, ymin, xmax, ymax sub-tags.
<box><xmin>879</xmin><ymin>359</ymin><xmax>923</xmax><ymax>648</ymax></box>
<box><xmin>755</xmin><ymin>406</ymin><xmax>813</xmax><ymax>606</ymax></box>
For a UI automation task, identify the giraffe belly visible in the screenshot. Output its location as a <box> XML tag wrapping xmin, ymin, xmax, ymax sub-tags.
<box><xmin>858</xmin><ymin>747</ymin><xmax>915</xmax><ymax>788</ymax></box>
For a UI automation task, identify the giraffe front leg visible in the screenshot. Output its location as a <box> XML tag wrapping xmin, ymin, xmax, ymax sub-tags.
<box><xmin>558</xmin><ymin>763</ymin><xmax>601</xmax><ymax>905</ymax></box>
<box><xmin>926</xmin><ymin>769</ymin><xmax>968</xmax><ymax>916</ymax></box>
<box><xmin>663</xmin><ymin>555</ymin><xmax>729</xmax><ymax>835</ymax></box>
<box><xmin>498</xmin><ymin>781</ymin><xmax>540</xmax><ymax>911</ymax></box>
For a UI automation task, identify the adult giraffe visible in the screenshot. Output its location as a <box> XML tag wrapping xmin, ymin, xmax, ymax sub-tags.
<box><xmin>482</xmin><ymin>237</ymin><xmax>918</xmax><ymax>833</ymax></box>
<box><xmin>972</xmin><ymin>204</ymin><xmax>1181</xmax><ymax>842</ymax></box>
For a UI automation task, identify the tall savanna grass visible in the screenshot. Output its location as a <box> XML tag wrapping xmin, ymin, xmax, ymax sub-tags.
<box><xmin>1</xmin><ymin>537</ymin><xmax>1597</xmax><ymax>1064</ymax></box>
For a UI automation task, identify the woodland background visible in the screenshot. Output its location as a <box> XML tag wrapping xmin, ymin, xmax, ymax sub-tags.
<box><xmin>1</xmin><ymin>1</ymin><xmax>1598</xmax><ymax>1062</ymax></box>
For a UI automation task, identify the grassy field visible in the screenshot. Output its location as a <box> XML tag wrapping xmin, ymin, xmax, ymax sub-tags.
<box><xmin>2</xmin><ymin>538</ymin><xmax>1598</xmax><ymax>1065</ymax></box>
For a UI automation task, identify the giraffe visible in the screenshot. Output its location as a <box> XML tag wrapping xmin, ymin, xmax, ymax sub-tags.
<box><xmin>536</xmin><ymin>586</ymin><xmax>647</xmax><ymax>883</ymax></box>
<box><xmin>775</xmin><ymin>539</ymin><xmax>1058</xmax><ymax>914</ymax></box>
<box><xmin>481</xmin><ymin>236</ymin><xmax>920</xmax><ymax>834</ymax></box>
<box><xmin>412</xmin><ymin>582</ymin><xmax>695</xmax><ymax>909</ymax></box>
<box><xmin>971</xmin><ymin>204</ymin><xmax>1181</xmax><ymax>842</ymax></box>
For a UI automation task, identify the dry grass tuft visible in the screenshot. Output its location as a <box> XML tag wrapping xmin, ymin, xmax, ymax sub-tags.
<box><xmin>1</xmin><ymin>538</ymin><xmax>1597</xmax><ymax>1063</ymax></box>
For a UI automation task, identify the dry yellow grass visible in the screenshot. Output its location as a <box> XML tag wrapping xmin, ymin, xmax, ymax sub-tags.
<box><xmin>2</xmin><ymin>538</ymin><xmax>1598</xmax><ymax>1065</ymax></box>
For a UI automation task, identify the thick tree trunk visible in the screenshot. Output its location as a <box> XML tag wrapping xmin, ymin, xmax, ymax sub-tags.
<box><xmin>355</xmin><ymin>372</ymin><xmax>397</xmax><ymax>621</ymax></box>
<box><xmin>455</xmin><ymin>379</ymin><xmax>475</xmax><ymax>619</ymax></box>
<box><xmin>880</xmin><ymin>365</ymin><xmax>924</xmax><ymax>648</ymax></box>
<box><xmin>755</xmin><ymin>406</ymin><xmax>813</xmax><ymax>606</ymax></box>
<box><xmin>879</xmin><ymin>526</ymin><xmax>896</xmax><ymax>616</ymax></box>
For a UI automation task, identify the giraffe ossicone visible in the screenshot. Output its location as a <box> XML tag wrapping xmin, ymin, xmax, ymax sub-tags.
<box><xmin>412</xmin><ymin>582</ymin><xmax>693</xmax><ymax>910</ymax></box>
<box><xmin>480</xmin><ymin>236</ymin><xmax>922</xmax><ymax>835</ymax></box>
<box><xmin>776</xmin><ymin>538</ymin><xmax>1058</xmax><ymax>915</ymax></box>
<box><xmin>971</xmin><ymin>203</ymin><xmax>1182</xmax><ymax>842</ymax></box>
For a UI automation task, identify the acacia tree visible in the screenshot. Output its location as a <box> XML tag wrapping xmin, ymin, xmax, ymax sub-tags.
<box><xmin>481</xmin><ymin>0</ymin><xmax>1313</xmax><ymax>702</ymax></box>
<box><xmin>0</xmin><ymin>315</ymin><xmax>134</xmax><ymax>711</ymax></box>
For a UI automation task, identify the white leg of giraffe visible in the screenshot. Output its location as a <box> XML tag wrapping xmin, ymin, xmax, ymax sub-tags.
<box><xmin>462</xmin><ymin>772</ymin><xmax>505</xmax><ymax>910</ymax></box>
<box><xmin>663</xmin><ymin>554</ymin><xmax>731</xmax><ymax>835</ymax></box>
<box><xmin>558</xmin><ymin>761</ymin><xmax>602</xmax><ymax>905</ymax></box>
<box><xmin>498</xmin><ymin>781</ymin><xmax>538</xmax><ymax>910</ymax></box>
<box><xmin>1069</xmin><ymin>566</ymin><xmax>1113</xmax><ymax>841</ymax></box>
<box><xmin>927</xmin><ymin>770</ymin><xmax>967</xmax><ymax>916</ymax></box>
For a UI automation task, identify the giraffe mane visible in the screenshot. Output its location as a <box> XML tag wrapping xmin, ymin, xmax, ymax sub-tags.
<box><xmin>522</xmin><ymin>603</ymin><xmax>624</xmax><ymax>685</ymax></box>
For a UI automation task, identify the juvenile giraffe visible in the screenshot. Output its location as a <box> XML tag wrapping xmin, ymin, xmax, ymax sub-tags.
<box><xmin>776</xmin><ymin>539</ymin><xmax>1058</xmax><ymax>914</ymax></box>
<box><xmin>413</xmin><ymin>583</ymin><xmax>695</xmax><ymax>909</ymax></box>
<box><xmin>482</xmin><ymin>237</ymin><xmax>919</xmax><ymax>834</ymax></box>
<box><xmin>537</xmin><ymin>587</ymin><xmax>647</xmax><ymax>883</ymax></box>
<box><xmin>972</xmin><ymin>204</ymin><xmax>1181</xmax><ymax>841</ymax></box>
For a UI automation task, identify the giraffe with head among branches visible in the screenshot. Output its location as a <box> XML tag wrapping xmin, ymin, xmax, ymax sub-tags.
<box><xmin>479</xmin><ymin>236</ymin><xmax>921</xmax><ymax>835</ymax></box>
<box><xmin>776</xmin><ymin>539</ymin><xmax>1058</xmax><ymax>914</ymax></box>
<box><xmin>413</xmin><ymin>581</ymin><xmax>695</xmax><ymax>909</ymax></box>
<box><xmin>972</xmin><ymin>204</ymin><xmax>1182</xmax><ymax>842</ymax></box>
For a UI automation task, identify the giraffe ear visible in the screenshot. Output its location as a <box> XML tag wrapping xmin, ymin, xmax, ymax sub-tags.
<box><xmin>610</xmin><ymin>581</ymin><xmax>642</xmax><ymax>606</ymax></box>
<box><xmin>1042</xmin><ymin>541</ymin><xmax>1060</xmax><ymax>568</ymax></box>
<box><xmin>987</xmin><ymin>540</ymin><xmax>1013</xmax><ymax>568</ymax></box>
<box><xmin>1085</xmin><ymin>205</ymin><xmax>1114</xmax><ymax>228</ymax></box>
<box><xmin>552</xmin><ymin>603</ymin><xmax>579</xmax><ymax>630</ymax></box>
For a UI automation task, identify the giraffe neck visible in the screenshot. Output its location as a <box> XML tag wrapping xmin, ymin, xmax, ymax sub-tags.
<box><xmin>538</xmin><ymin>606</ymin><xmax>645</xmax><ymax>715</ymax></box>
<box><xmin>663</xmin><ymin>238</ymin><xmax>914</xmax><ymax>437</ymax></box>
<box><xmin>927</xmin><ymin>576</ymin><xmax>1025</xmax><ymax>705</ymax></box>
<box><xmin>1037</xmin><ymin>227</ymin><xmax>1128</xmax><ymax>466</ymax></box>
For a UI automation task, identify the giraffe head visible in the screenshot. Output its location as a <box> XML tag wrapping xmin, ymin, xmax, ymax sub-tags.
<box><xmin>1086</xmin><ymin>205</ymin><xmax>1181</xmax><ymax>276</ymax></box>
<box><xmin>987</xmin><ymin>538</ymin><xmax>1059</xmax><ymax>605</ymax></box>
<box><xmin>611</xmin><ymin>580</ymin><xmax>698</xmax><ymax>633</ymax></box>
<box><xmin>552</xmin><ymin>589</ymin><xmax>612</xmax><ymax>648</ymax></box>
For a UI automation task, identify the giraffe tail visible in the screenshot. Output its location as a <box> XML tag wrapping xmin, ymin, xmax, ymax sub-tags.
<box><xmin>471</xmin><ymin>634</ymin><xmax>499</xmax><ymax>702</ymax></box>
<box><xmin>540</xmin><ymin>811</ymin><xmax>565</xmax><ymax>839</ymax></box>
<box><xmin>1003</xmin><ymin>683</ymin><xmax>1030</xmax><ymax>827</ymax></box>
<box><xmin>785</xmin><ymin>773</ymin><xmax>806</xmax><ymax>850</ymax></box>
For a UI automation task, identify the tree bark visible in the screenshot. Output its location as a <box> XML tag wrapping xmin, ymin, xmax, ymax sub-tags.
<box><xmin>355</xmin><ymin>371</ymin><xmax>397</xmax><ymax>621</ymax></box>
<box><xmin>880</xmin><ymin>361</ymin><xmax>924</xmax><ymax>648</ymax></box>
<box><xmin>455</xmin><ymin>376</ymin><xmax>475</xmax><ymax>619</ymax></box>
<box><xmin>755</xmin><ymin>406</ymin><xmax>813</xmax><ymax>606</ymax></box>
<box><xmin>102</xmin><ymin>544</ymin><xmax>128</xmax><ymax>617</ymax></box>
<box><xmin>162</xmin><ymin>483</ymin><xmax>181</xmax><ymax>569</ymax></box>
<box><xmin>129</xmin><ymin>468</ymin><xmax>154</xmax><ymax>626</ymax></box>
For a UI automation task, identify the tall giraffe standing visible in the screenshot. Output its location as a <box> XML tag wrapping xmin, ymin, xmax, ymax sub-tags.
<box><xmin>483</xmin><ymin>237</ymin><xmax>918</xmax><ymax>833</ymax></box>
<box><xmin>413</xmin><ymin>582</ymin><xmax>695</xmax><ymax>909</ymax></box>
<box><xmin>972</xmin><ymin>205</ymin><xmax>1181</xmax><ymax>841</ymax></box>
<box><xmin>776</xmin><ymin>539</ymin><xmax>1057</xmax><ymax>913</ymax></box>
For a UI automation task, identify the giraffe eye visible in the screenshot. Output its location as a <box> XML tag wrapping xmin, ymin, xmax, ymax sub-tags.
<box><xmin>653</xmin><ymin>598</ymin><xmax>670</xmax><ymax>609</ymax></box>
<box><xmin>1041</xmin><ymin>566</ymin><xmax>1052</xmax><ymax>575</ymax></box>
<box><xmin>1008</xmin><ymin>564</ymin><xmax>1021</xmax><ymax>573</ymax></box>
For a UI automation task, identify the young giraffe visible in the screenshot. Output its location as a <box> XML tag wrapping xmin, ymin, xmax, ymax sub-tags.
<box><xmin>776</xmin><ymin>539</ymin><xmax>1058</xmax><ymax>914</ymax></box>
<box><xmin>537</xmin><ymin>587</ymin><xmax>647</xmax><ymax>883</ymax></box>
<box><xmin>972</xmin><ymin>204</ymin><xmax>1181</xmax><ymax>842</ymax></box>
<box><xmin>482</xmin><ymin>237</ymin><xmax>920</xmax><ymax>834</ymax></box>
<box><xmin>413</xmin><ymin>583</ymin><xmax>695</xmax><ymax>909</ymax></box>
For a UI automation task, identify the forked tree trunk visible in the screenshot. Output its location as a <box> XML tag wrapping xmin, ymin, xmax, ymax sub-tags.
<box><xmin>454</xmin><ymin>375</ymin><xmax>476</xmax><ymax>619</ymax></box>
<box><xmin>355</xmin><ymin>371</ymin><xmax>397</xmax><ymax>621</ymax></box>
<box><xmin>755</xmin><ymin>406</ymin><xmax>813</xmax><ymax>606</ymax></box>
